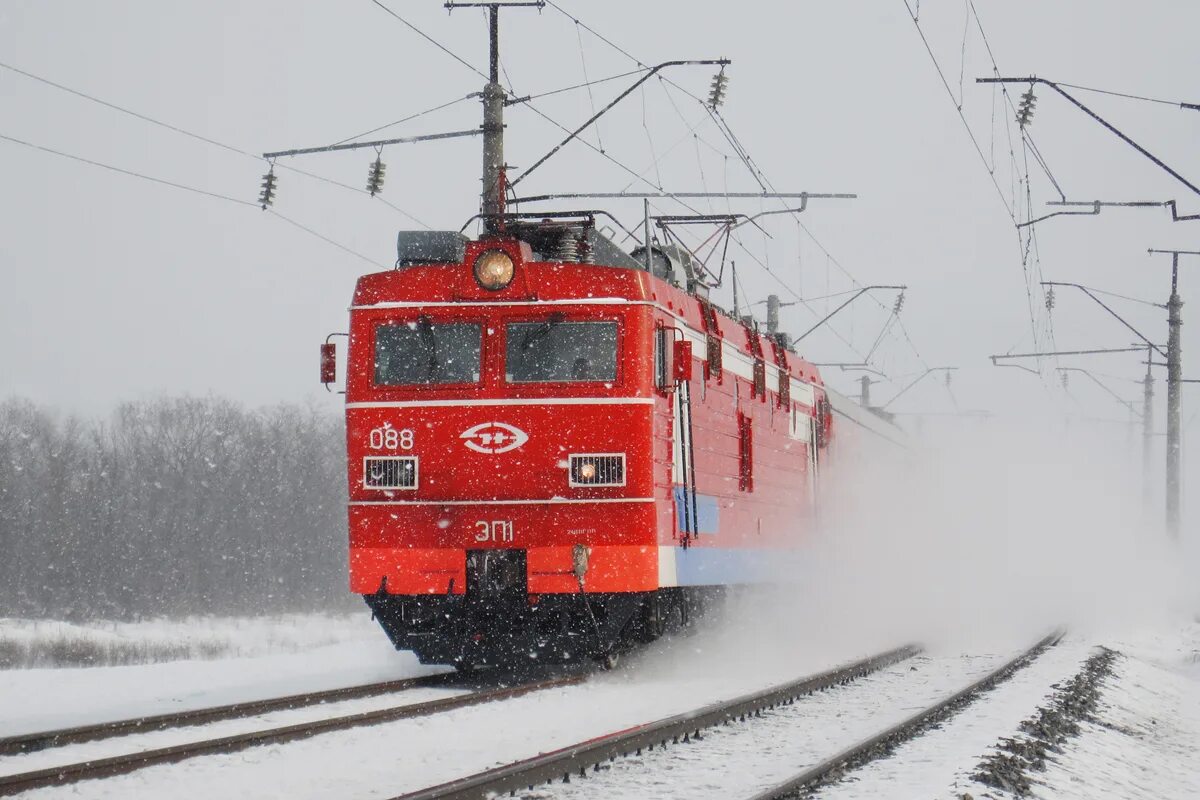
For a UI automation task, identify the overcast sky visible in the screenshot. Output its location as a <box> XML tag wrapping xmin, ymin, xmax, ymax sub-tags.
<box><xmin>2</xmin><ymin>1</ymin><xmax>1197</xmax><ymax>445</ymax></box>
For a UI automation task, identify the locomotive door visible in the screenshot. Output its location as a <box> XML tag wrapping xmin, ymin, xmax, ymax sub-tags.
<box><xmin>673</xmin><ymin>375</ymin><xmax>699</xmax><ymax>544</ymax></box>
<box><xmin>789</xmin><ymin>394</ymin><xmax>820</xmax><ymax>524</ymax></box>
<box><xmin>808</xmin><ymin>414</ymin><xmax>820</xmax><ymax>520</ymax></box>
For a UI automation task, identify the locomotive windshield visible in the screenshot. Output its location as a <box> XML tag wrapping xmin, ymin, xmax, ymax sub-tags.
<box><xmin>374</xmin><ymin>320</ymin><xmax>481</xmax><ymax>385</ymax></box>
<box><xmin>505</xmin><ymin>321</ymin><xmax>618</xmax><ymax>383</ymax></box>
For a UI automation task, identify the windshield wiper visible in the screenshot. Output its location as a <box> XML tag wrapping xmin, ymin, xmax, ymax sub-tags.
<box><xmin>417</xmin><ymin>316</ymin><xmax>439</xmax><ymax>379</ymax></box>
<box><xmin>520</xmin><ymin>313</ymin><xmax>565</xmax><ymax>352</ymax></box>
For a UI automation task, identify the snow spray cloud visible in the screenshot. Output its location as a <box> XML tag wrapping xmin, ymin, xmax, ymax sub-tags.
<box><xmin>627</xmin><ymin>414</ymin><xmax>1195</xmax><ymax>683</ymax></box>
<box><xmin>756</xmin><ymin>414</ymin><xmax>1197</xmax><ymax>656</ymax></box>
<box><xmin>642</xmin><ymin>412</ymin><xmax>1199</xmax><ymax>685</ymax></box>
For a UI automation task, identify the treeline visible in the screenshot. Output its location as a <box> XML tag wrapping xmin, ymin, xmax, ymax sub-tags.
<box><xmin>0</xmin><ymin>397</ymin><xmax>354</xmax><ymax>620</ymax></box>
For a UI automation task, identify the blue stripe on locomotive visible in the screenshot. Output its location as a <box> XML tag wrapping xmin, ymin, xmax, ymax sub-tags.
<box><xmin>672</xmin><ymin>546</ymin><xmax>796</xmax><ymax>585</ymax></box>
<box><xmin>672</xmin><ymin>487</ymin><xmax>719</xmax><ymax>534</ymax></box>
<box><xmin>669</xmin><ymin>488</ymin><xmax>807</xmax><ymax>585</ymax></box>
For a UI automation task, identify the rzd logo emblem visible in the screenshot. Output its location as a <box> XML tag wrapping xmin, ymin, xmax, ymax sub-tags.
<box><xmin>460</xmin><ymin>422</ymin><xmax>529</xmax><ymax>454</ymax></box>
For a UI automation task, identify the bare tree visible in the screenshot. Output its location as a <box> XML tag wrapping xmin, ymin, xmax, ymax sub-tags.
<box><xmin>0</xmin><ymin>396</ymin><xmax>351</xmax><ymax>621</ymax></box>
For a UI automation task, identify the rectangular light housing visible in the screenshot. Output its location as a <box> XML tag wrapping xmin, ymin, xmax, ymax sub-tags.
<box><xmin>363</xmin><ymin>456</ymin><xmax>418</xmax><ymax>490</ymax></box>
<box><xmin>569</xmin><ymin>453</ymin><xmax>626</xmax><ymax>487</ymax></box>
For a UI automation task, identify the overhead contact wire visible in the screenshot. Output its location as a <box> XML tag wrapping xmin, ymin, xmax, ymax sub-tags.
<box><xmin>0</xmin><ymin>132</ymin><xmax>256</xmax><ymax>207</ymax></box>
<box><xmin>368</xmin><ymin>0</ymin><xmax>488</xmax><ymax>81</ymax></box>
<box><xmin>0</xmin><ymin>59</ymin><xmax>431</xmax><ymax>227</ymax></box>
<box><xmin>0</xmin><ymin>132</ymin><xmax>389</xmax><ymax>269</ymax></box>
<box><xmin>901</xmin><ymin>0</ymin><xmax>1016</xmax><ymax>223</ymax></box>
<box><xmin>549</xmin><ymin>2</ymin><xmax>896</xmax><ymax>359</ymax></box>
<box><xmin>1057</xmin><ymin>81</ymin><xmax>1197</xmax><ymax>109</ymax></box>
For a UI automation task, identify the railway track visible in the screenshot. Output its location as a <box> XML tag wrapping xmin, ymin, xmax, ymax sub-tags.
<box><xmin>0</xmin><ymin>672</ymin><xmax>457</xmax><ymax>756</ymax></box>
<box><xmin>389</xmin><ymin>645</ymin><xmax>921</xmax><ymax>800</ymax></box>
<box><xmin>0</xmin><ymin>671</ymin><xmax>585</xmax><ymax>796</ymax></box>
<box><xmin>750</xmin><ymin>631</ymin><xmax>1064</xmax><ymax>799</ymax></box>
<box><xmin>390</xmin><ymin>634</ymin><xmax>1060</xmax><ymax>800</ymax></box>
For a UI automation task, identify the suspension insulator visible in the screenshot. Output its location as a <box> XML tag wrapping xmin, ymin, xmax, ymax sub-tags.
<box><xmin>366</xmin><ymin>156</ymin><xmax>387</xmax><ymax>196</ymax></box>
<box><xmin>893</xmin><ymin>291</ymin><xmax>906</xmax><ymax>315</ymax></box>
<box><xmin>708</xmin><ymin>69</ymin><xmax>729</xmax><ymax>110</ymax></box>
<box><xmin>1045</xmin><ymin>287</ymin><xmax>1055</xmax><ymax>312</ymax></box>
<box><xmin>258</xmin><ymin>167</ymin><xmax>278</xmax><ymax>210</ymax></box>
<box><xmin>1016</xmin><ymin>86</ymin><xmax>1037</xmax><ymax>128</ymax></box>
<box><xmin>1061</xmin><ymin>372</ymin><xmax>1069</xmax><ymax>389</ymax></box>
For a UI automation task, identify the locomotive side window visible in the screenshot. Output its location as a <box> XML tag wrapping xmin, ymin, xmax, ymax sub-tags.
<box><xmin>505</xmin><ymin>321</ymin><xmax>618</xmax><ymax>383</ymax></box>
<box><xmin>374</xmin><ymin>320</ymin><xmax>482</xmax><ymax>385</ymax></box>
<box><xmin>654</xmin><ymin>326</ymin><xmax>670</xmax><ymax>391</ymax></box>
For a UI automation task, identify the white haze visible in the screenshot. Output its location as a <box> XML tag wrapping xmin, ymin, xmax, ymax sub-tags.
<box><xmin>633</xmin><ymin>418</ymin><xmax>1197</xmax><ymax>682</ymax></box>
<box><xmin>805</xmin><ymin>419</ymin><xmax>1194</xmax><ymax>646</ymax></box>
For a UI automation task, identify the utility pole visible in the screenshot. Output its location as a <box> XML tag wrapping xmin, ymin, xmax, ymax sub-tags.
<box><xmin>259</xmin><ymin>2</ymin><xmax>547</xmax><ymax>210</ymax></box>
<box><xmin>480</xmin><ymin>5</ymin><xmax>505</xmax><ymax>223</ymax></box>
<box><xmin>1148</xmin><ymin>249</ymin><xmax>1199</xmax><ymax>539</ymax></box>
<box><xmin>442</xmin><ymin>1</ymin><xmax>547</xmax><ymax>229</ymax></box>
<box><xmin>1167</xmin><ymin>259</ymin><xmax>1183</xmax><ymax>539</ymax></box>
<box><xmin>1143</xmin><ymin>345</ymin><xmax>1155</xmax><ymax>508</ymax></box>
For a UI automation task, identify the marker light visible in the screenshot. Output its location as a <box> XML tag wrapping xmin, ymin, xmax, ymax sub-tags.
<box><xmin>579</xmin><ymin>462</ymin><xmax>597</xmax><ymax>480</ymax></box>
<box><xmin>473</xmin><ymin>250</ymin><xmax>515</xmax><ymax>291</ymax></box>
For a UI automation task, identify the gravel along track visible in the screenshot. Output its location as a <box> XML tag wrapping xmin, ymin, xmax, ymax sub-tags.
<box><xmin>969</xmin><ymin>647</ymin><xmax>1118</xmax><ymax>797</ymax></box>
<box><xmin>812</xmin><ymin>636</ymin><xmax>1095</xmax><ymax>799</ymax></box>
<box><xmin>0</xmin><ymin>672</ymin><xmax>584</xmax><ymax>796</ymax></box>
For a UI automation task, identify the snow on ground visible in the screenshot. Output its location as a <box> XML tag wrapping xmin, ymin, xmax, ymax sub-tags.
<box><xmin>4</xmin><ymin>620</ymin><xmax>907</xmax><ymax>800</ymax></box>
<box><xmin>0</xmin><ymin>613</ymin><xmax>443</xmax><ymax>737</ymax></box>
<box><xmin>4</xmin><ymin>615</ymin><xmax>1198</xmax><ymax>800</ymax></box>
<box><xmin>0</xmin><ymin>612</ymin><xmax>374</xmax><ymax>668</ymax></box>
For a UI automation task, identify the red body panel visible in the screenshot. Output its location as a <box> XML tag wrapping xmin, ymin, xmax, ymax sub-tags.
<box><xmin>344</xmin><ymin>239</ymin><xmax>829</xmax><ymax>598</ymax></box>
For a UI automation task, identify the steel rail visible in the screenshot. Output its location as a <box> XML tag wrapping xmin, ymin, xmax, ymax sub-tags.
<box><xmin>389</xmin><ymin>645</ymin><xmax>920</xmax><ymax>800</ymax></box>
<box><xmin>0</xmin><ymin>674</ymin><xmax>584</xmax><ymax>796</ymax></box>
<box><xmin>0</xmin><ymin>672</ymin><xmax>459</xmax><ymax>756</ymax></box>
<box><xmin>748</xmin><ymin>631</ymin><xmax>1065</xmax><ymax>800</ymax></box>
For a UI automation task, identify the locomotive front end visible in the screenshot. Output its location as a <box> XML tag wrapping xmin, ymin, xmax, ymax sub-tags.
<box><xmin>343</xmin><ymin>234</ymin><xmax>663</xmax><ymax>668</ymax></box>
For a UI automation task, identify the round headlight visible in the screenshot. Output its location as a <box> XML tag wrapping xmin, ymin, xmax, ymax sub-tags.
<box><xmin>473</xmin><ymin>250</ymin><xmax>515</xmax><ymax>291</ymax></box>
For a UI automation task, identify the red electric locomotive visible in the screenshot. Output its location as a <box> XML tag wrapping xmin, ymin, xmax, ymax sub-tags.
<box><xmin>305</xmin><ymin>6</ymin><xmax>898</xmax><ymax>670</ymax></box>
<box><xmin>327</xmin><ymin>221</ymin><xmax>834</xmax><ymax>669</ymax></box>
